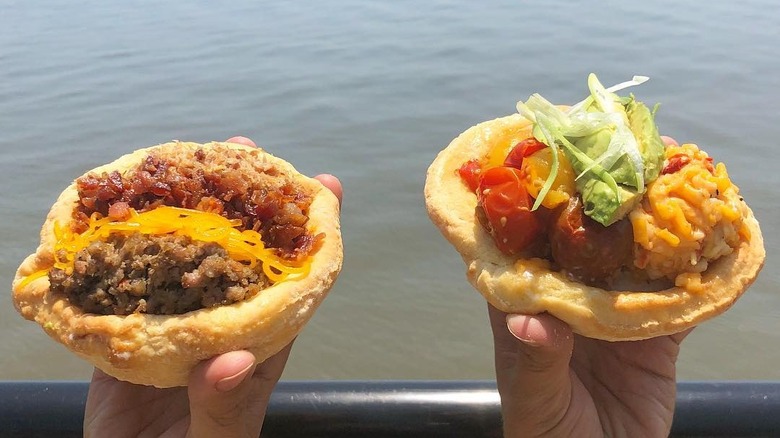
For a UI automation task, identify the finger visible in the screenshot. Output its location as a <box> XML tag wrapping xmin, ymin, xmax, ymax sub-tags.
<box><xmin>661</xmin><ymin>135</ymin><xmax>678</xmax><ymax>146</ymax></box>
<box><xmin>89</xmin><ymin>367</ymin><xmax>114</xmax><ymax>383</ymax></box>
<box><xmin>187</xmin><ymin>351</ymin><xmax>261</xmax><ymax>437</ymax></box>
<box><xmin>187</xmin><ymin>344</ymin><xmax>294</xmax><ymax>438</ymax></box>
<box><xmin>314</xmin><ymin>174</ymin><xmax>343</xmax><ymax>207</ymax></box>
<box><xmin>225</xmin><ymin>136</ymin><xmax>257</xmax><ymax>147</ymax></box>
<box><xmin>250</xmin><ymin>341</ymin><xmax>294</xmax><ymax>401</ymax></box>
<box><xmin>488</xmin><ymin>305</ymin><xmax>575</xmax><ymax>434</ymax></box>
<box><xmin>670</xmin><ymin>326</ymin><xmax>695</xmax><ymax>345</ymax></box>
<box><xmin>84</xmin><ymin>368</ymin><xmax>120</xmax><ymax>429</ymax></box>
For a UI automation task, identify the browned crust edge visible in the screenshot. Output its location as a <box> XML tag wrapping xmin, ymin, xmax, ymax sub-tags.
<box><xmin>12</xmin><ymin>141</ymin><xmax>343</xmax><ymax>387</ymax></box>
<box><xmin>424</xmin><ymin>114</ymin><xmax>765</xmax><ymax>341</ymax></box>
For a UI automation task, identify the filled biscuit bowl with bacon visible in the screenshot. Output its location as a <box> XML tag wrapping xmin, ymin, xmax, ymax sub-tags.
<box><xmin>424</xmin><ymin>75</ymin><xmax>764</xmax><ymax>341</ymax></box>
<box><xmin>13</xmin><ymin>141</ymin><xmax>343</xmax><ymax>387</ymax></box>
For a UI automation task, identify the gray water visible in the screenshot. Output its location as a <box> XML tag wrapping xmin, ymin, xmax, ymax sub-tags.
<box><xmin>1</xmin><ymin>0</ymin><xmax>778</xmax><ymax>382</ymax></box>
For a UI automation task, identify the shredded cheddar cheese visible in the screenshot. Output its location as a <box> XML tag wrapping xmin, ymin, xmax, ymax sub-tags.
<box><xmin>20</xmin><ymin>206</ymin><xmax>311</xmax><ymax>288</ymax></box>
<box><xmin>629</xmin><ymin>143</ymin><xmax>748</xmax><ymax>280</ymax></box>
<box><xmin>16</xmin><ymin>269</ymin><xmax>48</xmax><ymax>289</ymax></box>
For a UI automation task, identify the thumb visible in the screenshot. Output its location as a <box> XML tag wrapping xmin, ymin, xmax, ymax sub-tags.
<box><xmin>488</xmin><ymin>305</ymin><xmax>574</xmax><ymax>435</ymax></box>
<box><xmin>186</xmin><ymin>346</ymin><xmax>290</xmax><ymax>438</ymax></box>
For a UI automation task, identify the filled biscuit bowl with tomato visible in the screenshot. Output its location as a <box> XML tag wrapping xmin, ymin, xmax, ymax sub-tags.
<box><xmin>13</xmin><ymin>141</ymin><xmax>343</xmax><ymax>387</ymax></box>
<box><xmin>425</xmin><ymin>75</ymin><xmax>764</xmax><ymax>341</ymax></box>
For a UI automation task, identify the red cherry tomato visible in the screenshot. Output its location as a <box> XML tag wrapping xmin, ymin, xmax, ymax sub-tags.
<box><xmin>504</xmin><ymin>138</ymin><xmax>547</xmax><ymax>170</ymax></box>
<box><xmin>477</xmin><ymin>166</ymin><xmax>543</xmax><ymax>255</ymax></box>
<box><xmin>458</xmin><ymin>159</ymin><xmax>482</xmax><ymax>192</ymax></box>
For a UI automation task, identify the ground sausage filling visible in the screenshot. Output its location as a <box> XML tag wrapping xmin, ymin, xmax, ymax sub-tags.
<box><xmin>49</xmin><ymin>145</ymin><xmax>321</xmax><ymax>316</ymax></box>
<box><xmin>50</xmin><ymin>234</ymin><xmax>268</xmax><ymax>315</ymax></box>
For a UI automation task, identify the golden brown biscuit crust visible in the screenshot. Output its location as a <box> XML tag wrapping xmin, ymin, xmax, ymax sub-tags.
<box><xmin>424</xmin><ymin>114</ymin><xmax>765</xmax><ymax>341</ymax></box>
<box><xmin>13</xmin><ymin>141</ymin><xmax>343</xmax><ymax>387</ymax></box>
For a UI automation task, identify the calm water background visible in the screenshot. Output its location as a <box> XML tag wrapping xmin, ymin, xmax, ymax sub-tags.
<box><xmin>1</xmin><ymin>0</ymin><xmax>778</xmax><ymax>382</ymax></box>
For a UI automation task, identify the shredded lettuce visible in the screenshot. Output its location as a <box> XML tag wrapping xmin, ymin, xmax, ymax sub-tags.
<box><xmin>515</xmin><ymin>73</ymin><xmax>650</xmax><ymax>212</ymax></box>
<box><xmin>529</xmin><ymin>113</ymin><xmax>561</xmax><ymax>211</ymax></box>
<box><xmin>586</xmin><ymin>74</ymin><xmax>645</xmax><ymax>189</ymax></box>
<box><xmin>569</xmin><ymin>75</ymin><xmax>649</xmax><ymax>114</ymax></box>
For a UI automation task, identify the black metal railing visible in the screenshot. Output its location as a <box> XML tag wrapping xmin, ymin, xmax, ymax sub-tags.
<box><xmin>1</xmin><ymin>380</ymin><xmax>779</xmax><ymax>437</ymax></box>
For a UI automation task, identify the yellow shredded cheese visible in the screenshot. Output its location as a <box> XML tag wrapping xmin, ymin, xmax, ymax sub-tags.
<box><xmin>21</xmin><ymin>206</ymin><xmax>312</xmax><ymax>287</ymax></box>
<box><xmin>629</xmin><ymin>143</ymin><xmax>748</xmax><ymax>280</ymax></box>
<box><xmin>16</xmin><ymin>269</ymin><xmax>48</xmax><ymax>289</ymax></box>
<box><xmin>656</xmin><ymin>228</ymin><xmax>681</xmax><ymax>247</ymax></box>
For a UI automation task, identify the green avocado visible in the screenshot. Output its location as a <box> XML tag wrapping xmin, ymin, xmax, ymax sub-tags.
<box><xmin>577</xmin><ymin>178</ymin><xmax>643</xmax><ymax>226</ymax></box>
<box><xmin>571</xmin><ymin>125</ymin><xmax>640</xmax><ymax>188</ymax></box>
<box><xmin>626</xmin><ymin>98</ymin><xmax>665</xmax><ymax>183</ymax></box>
<box><xmin>566</xmin><ymin>98</ymin><xmax>665</xmax><ymax>226</ymax></box>
<box><xmin>516</xmin><ymin>74</ymin><xmax>666</xmax><ymax>227</ymax></box>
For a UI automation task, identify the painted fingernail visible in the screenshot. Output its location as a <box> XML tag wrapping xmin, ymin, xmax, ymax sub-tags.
<box><xmin>215</xmin><ymin>362</ymin><xmax>256</xmax><ymax>392</ymax></box>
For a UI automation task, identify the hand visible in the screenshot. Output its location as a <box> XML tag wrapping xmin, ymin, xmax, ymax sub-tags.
<box><xmin>489</xmin><ymin>306</ymin><xmax>690</xmax><ymax>438</ymax></box>
<box><xmin>83</xmin><ymin>136</ymin><xmax>343</xmax><ymax>438</ymax></box>
<box><xmin>490</xmin><ymin>136</ymin><xmax>685</xmax><ymax>438</ymax></box>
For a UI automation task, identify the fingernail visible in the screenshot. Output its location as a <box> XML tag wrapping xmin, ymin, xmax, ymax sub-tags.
<box><xmin>215</xmin><ymin>362</ymin><xmax>256</xmax><ymax>392</ymax></box>
<box><xmin>506</xmin><ymin>314</ymin><xmax>541</xmax><ymax>346</ymax></box>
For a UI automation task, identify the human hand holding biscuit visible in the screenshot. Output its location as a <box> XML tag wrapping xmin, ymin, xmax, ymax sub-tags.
<box><xmin>81</xmin><ymin>136</ymin><xmax>343</xmax><ymax>438</ymax></box>
<box><xmin>488</xmin><ymin>136</ymin><xmax>689</xmax><ymax>438</ymax></box>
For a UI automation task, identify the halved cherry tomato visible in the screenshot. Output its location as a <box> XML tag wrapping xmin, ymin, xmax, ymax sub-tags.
<box><xmin>504</xmin><ymin>137</ymin><xmax>547</xmax><ymax>170</ymax></box>
<box><xmin>458</xmin><ymin>159</ymin><xmax>482</xmax><ymax>192</ymax></box>
<box><xmin>477</xmin><ymin>166</ymin><xmax>543</xmax><ymax>255</ymax></box>
<box><xmin>520</xmin><ymin>147</ymin><xmax>576</xmax><ymax>209</ymax></box>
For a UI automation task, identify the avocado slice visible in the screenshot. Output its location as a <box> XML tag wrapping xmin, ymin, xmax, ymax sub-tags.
<box><xmin>515</xmin><ymin>74</ymin><xmax>666</xmax><ymax>227</ymax></box>
<box><xmin>578</xmin><ymin>179</ymin><xmax>643</xmax><ymax>226</ymax></box>
<box><xmin>626</xmin><ymin>98</ymin><xmax>665</xmax><ymax>183</ymax></box>
<box><xmin>570</xmin><ymin>126</ymin><xmax>641</xmax><ymax>189</ymax></box>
